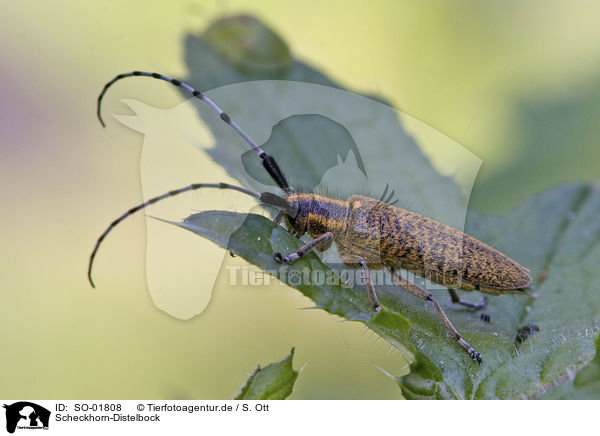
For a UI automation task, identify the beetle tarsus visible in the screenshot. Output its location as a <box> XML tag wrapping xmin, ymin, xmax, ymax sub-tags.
<box><xmin>471</xmin><ymin>350</ymin><xmax>482</xmax><ymax>364</ymax></box>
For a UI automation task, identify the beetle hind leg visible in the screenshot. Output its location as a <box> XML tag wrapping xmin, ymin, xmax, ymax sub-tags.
<box><xmin>391</xmin><ymin>269</ymin><xmax>482</xmax><ymax>363</ymax></box>
<box><xmin>448</xmin><ymin>288</ymin><xmax>487</xmax><ymax>310</ymax></box>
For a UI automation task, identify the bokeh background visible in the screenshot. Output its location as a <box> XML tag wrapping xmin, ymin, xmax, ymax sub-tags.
<box><xmin>1</xmin><ymin>0</ymin><xmax>599</xmax><ymax>399</ymax></box>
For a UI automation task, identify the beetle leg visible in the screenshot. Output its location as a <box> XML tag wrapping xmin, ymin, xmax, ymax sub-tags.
<box><xmin>448</xmin><ymin>288</ymin><xmax>487</xmax><ymax>310</ymax></box>
<box><xmin>340</xmin><ymin>254</ymin><xmax>382</xmax><ymax>312</ymax></box>
<box><xmin>273</xmin><ymin>232</ymin><xmax>333</xmax><ymax>263</ymax></box>
<box><xmin>272</xmin><ymin>210</ymin><xmax>283</xmax><ymax>225</ymax></box>
<box><xmin>391</xmin><ymin>269</ymin><xmax>482</xmax><ymax>363</ymax></box>
<box><xmin>315</xmin><ymin>236</ymin><xmax>333</xmax><ymax>252</ymax></box>
<box><xmin>356</xmin><ymin>257</ymin><xmax>381</xmax><ymax>312</ymax></box>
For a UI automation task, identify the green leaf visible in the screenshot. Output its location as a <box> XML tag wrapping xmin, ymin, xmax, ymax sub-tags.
<box><xmin>176</xmin><ymin>182</ymin><xmax>600</xmax><ymax>400</ymax></box>
<box><xmin>539</xmin><ymin>328</ymin><xmax>600</xmax><ymax>399</ymax></box>
<box><xmin>234</xmin><ymin>348</ymin><xmax>299</xmax><ymax>400</ymax></box>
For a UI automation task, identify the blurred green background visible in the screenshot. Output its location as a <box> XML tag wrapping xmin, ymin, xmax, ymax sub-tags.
<box><xmin>1</xmin><ymin>1</ymin><xmax>599</xmax><ymax>399</ymax></box>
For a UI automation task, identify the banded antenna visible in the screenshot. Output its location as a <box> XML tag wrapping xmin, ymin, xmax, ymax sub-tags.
<box><xmin>90</xmin><ymin>72</ymin><xmax>298</xmax><ymax>287</ymax></box>
<box><xmin>88</xmin><ymin>182</ymin><xmax>293</xmax><ymax>288</ymax></box>
<box><xmin>97</xmin><ymin>71</ymin><xmax>290</xmax><ymax>192</ymax></box>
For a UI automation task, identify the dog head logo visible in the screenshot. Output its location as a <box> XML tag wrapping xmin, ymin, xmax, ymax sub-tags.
<box><xmin>3</xmin><ymin>402</ymin><xmax>50</xmax><ymax>433</ymax></box>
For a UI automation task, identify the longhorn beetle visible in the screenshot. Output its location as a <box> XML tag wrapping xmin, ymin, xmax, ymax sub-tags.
<box><xmin>89</xmin><ymin>71</ymin><xmax>532</xmax><ymax>363</ymax></box>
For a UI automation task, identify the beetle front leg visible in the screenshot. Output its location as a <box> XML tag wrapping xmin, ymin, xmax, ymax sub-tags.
<box><xmin>273</xmin><ymin>232</ymin><xmax>333</xmax><ymax>263</ymax></box>
<box><xmin>272</xmin><ymin>211</ymin><xmax>284</xmax><ymax>225</ymax></box>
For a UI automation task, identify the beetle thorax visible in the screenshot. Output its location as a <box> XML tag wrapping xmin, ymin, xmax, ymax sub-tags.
<box><xmin>283</xmin><ymin>193</ymin><xmax>350</xmax><ymax>239</ymax></box>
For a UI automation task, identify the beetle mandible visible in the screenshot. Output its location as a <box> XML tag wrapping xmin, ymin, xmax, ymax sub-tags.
<box><xmin>88</xmin><ymin>71</ymin><xmax>532</xmax><ymax>363</ymax></box>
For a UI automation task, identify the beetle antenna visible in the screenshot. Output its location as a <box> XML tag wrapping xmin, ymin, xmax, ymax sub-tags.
<box><xmin>97</xmin><ymin>71</ymin><xmax>291</xmax><ymax>192</ymax></box>
<box><xmin>88</xmin><ymin>182</ymin><xmax>291</xmax><ymax>288</ymax></box>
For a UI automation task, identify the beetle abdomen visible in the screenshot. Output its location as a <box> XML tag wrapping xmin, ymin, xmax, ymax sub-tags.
<box><xmin>345</xmin><ymin>195</ymin><xmax>531</xmax><ymax>293</ymax></box>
